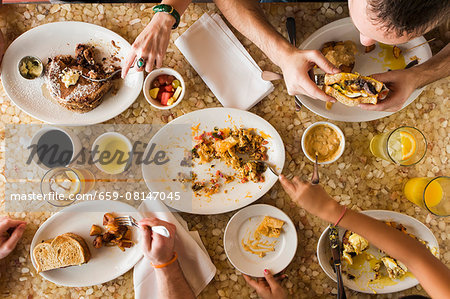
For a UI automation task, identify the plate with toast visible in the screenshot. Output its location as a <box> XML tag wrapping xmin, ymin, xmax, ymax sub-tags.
<box><xmin>1</xmin><ymin>21</ymin><xmax>144</xmax><ymax>125</ymax></box>
<box><xmin>30</xmin><ymin>200</ymin><xmax>143</xmax><ymax>287</ymax></box>
<box><xmin>298</xmin><ymin>17</ymin><xmax>432</xmax><ymax>122</ymax></box>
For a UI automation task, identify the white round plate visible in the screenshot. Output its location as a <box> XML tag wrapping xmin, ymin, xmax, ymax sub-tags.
<box><xmin>1</xmin><ymin>21</ymin><xmax>143</xmax><ymax>125</ymax></box>
<box><xmin>224</xmin><ymin>204</ymin><xmax>297</xmax><ymax>277</ymax></box>
<box><xmin>317</xmin><ymin>210</ymin><xmax>439</xmax><ymax>294</ymax></box>
<box><xmin>30</xmin><ymin>200</ymin><xmax>143</xmax><ymax>287</ymax></box>
<box><xmin>298</xmin><ymin>17</ymin><xmax>432</xmax><ymax>122</ymax></box>
<box><xmin>142</xmin><ymin>108</ymin><xmax>285</xmax><ymax>215</ymax></box>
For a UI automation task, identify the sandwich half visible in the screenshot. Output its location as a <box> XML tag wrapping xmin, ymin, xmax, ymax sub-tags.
<box><xmin>323</xmin><ymin>73</ymin><xmax>388</xmax><ymax>106</ymax></box>
<box><xmin>33</xmin><ymin>233</ymin><xmax>91</xmax><ymax>272</ymax></box>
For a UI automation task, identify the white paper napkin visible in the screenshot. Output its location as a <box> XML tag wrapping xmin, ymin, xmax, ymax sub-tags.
<box><xmin>133</xmin><ymin>199</ymin><xmax>216</xmax><ymax>298</ymax></box>
<box><xmin>175</xmin><ymin>13</ymin><xmax>274</xmax><ymax>110</ymax></box>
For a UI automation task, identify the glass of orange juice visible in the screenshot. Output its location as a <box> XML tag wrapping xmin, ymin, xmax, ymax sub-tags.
<box><xmin>404</xmin><ymin>176</ymin><xmax>449</xmax><ymax>216</ymax></box>
<box><xmin>370</xmin><ymin>126</ymin><xmax>427</xmax><ymax>166</ymax></box>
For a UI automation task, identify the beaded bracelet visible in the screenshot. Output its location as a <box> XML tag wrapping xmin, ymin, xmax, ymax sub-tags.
<box><xmin>334</xmin><ymin>207</ymin><xmax>347</xmax><ymax>227</ymax></box>
<box><xmin>153</xmin><ymin>4</ymin><xmax>181</xmax><ymax>30</ymax></box>
<box><xmin>151</xmin><ymin>252</ymin><xmax>178</xmax><ymax>269</ymax></box>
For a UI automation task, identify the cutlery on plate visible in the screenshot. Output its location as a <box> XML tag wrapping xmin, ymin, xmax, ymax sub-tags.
<box><xmin>246</xmin><ymin>159</ymin><xmax>279</xmax><ymax>177</ymax></box>
<box><xmin>262</xmin><ymin>70</ymin><xmax>326</xmax><ymax>86</ymax></box>
<box><xmin>80</xmin><ymin>68</ymin><xmax>122</xmax><ymax>82</ymax></box>
<box><xmin>329</xmin><ymin>225</ymin><xmax>347</xmax><ymax>299</ymax></box>
<box><xmin>115</xmin><ymin>216</ymin><xmax>171</xmax><ymax>238</ymax></box>
<box><xmin>286</xmin><ymin>17</ymin><xmax>303</xmax><ymax>111</ymax></box>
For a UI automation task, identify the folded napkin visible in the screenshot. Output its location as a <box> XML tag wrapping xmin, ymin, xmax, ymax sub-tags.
<box><xmin>133</xmin><ymin>199</ymin><xmax>216</xmax><ymax>298</ymax></box>
<box><xmin>175</xmin><ymin>13</ymin><xmax>274</xmax><ymax>110</ymax></box>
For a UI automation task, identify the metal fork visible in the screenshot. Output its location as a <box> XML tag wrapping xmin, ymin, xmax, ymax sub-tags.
<box><xmin>115</xmin><ymin>216</ymin><xmax>171</xmax><ymax>238</ymax></box>
<box><xmin>246</xmin><ymin>160</ymin><xmax>279</xmax><ymax>177</ymax></box>
<box><xmin>80</xmin><ymin>69</ymin><xmax>122</xmax><ymax>83</ymax></box>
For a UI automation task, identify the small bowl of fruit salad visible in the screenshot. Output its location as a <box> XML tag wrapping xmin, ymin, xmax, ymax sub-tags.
<box><xmin>143</xmin><ymin>67</ymin><xmax>185</xmax><ymax>110</ymax></box>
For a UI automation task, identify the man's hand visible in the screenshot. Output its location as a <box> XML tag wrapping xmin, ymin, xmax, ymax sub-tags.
<box><xmin>139</xmin><ymin>217</ymin><xmax>177</xmax><ymax>265</ymax></box>
<box><xmin>0</xmin><ymin>217</ymin><xmax>26</xmax><ymax>259</ymax></box>
<box><xmin>278</xmin><ymin>48</ymin><xmax>340</xmax><ymax>102</ymax></box>
<box><xmin>122</xmin><ymin>13</ymin><xmax>175</xmax><ymax>78</ymax></box>
<box><xmin>279</xmin><ymin>175</ymin><xmax>340</xmax><ymax>222</ymax></box>
<box><xmin>243</xmin><ymin>269</ymin><xmax>287</xmax><ymax>299</ymax></box>
<box><xmin>359</xmin><ymin>69</ymin><xmax>419</xmax><ymax>112</ymax></box>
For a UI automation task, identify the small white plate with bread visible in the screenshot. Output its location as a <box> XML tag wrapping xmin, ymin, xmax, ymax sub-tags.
<box><xmin>30</xmin><ymin>200</ymin><xmax>143</xmax><ymax>287</ymax></box>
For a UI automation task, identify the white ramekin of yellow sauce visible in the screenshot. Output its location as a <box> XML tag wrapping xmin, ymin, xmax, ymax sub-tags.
<box><xmin>301</xmin><ymin>121</ymin><xmax>345</xmax><ymax>165</ymax></box>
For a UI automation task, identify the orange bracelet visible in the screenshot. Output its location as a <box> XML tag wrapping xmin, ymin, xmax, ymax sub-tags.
<box><xmin>151</xmin><ymin>252</ymin><xmax>178</xmax><ymax>269</ymax></box>
<box><xmin>334</xmin><ymin>207</ymin><xmax>347</xmax><ymax>227</ymax></box>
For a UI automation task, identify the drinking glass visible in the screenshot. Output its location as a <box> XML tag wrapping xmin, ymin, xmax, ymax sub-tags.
<box><xmin>41</xmin><ymin>167</ymin><xmax>95</xmax><ymax>207</ymax></box>
<box><xmin>370</xmin><ymin>126</ymin><xmax>426</xmax><ymax>166</ymax></box>
<box><xmin>404</xmin><ymin>176</ymin><xmax>449</xmax><ymax>216</ymax></box>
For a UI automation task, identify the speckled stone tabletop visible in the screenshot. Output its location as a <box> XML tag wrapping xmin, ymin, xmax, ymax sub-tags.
<box><xmin>0</xmin><ymin>3</ymin><xmax>449</xmax><ymax>299</ymax></box>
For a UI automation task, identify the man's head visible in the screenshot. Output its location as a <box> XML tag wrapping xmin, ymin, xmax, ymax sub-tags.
<box><xmin>349</xmin><ymin>0</ymin><xmax>450</xmax><ymax>46</ymax></box>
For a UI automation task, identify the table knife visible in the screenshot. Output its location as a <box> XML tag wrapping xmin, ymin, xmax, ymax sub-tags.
<box><xmin>329</xmin><ymin>225</ymin><xmax>347</xmax><ymax>299</ymax></box>
<box><xmin>286</xmin><ymin>17</ymin><xmax>303</xmax><ymax>110</ymax></box>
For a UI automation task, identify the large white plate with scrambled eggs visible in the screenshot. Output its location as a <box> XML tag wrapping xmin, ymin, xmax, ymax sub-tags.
<box><xmin>317</xmin><ymin>210</ymin><xmax>439</xmax><ymax>294</ymax></box>
<box><xmin>141</xmin><ymin>108</ymin><xmax>285</xmax><ymax>214</ymax></box>
<box><xmin>1</xmin><ymin>21</ymin><xmax>143</xmax><ymax>125</ymax></box>
<box><xmin>298</xmin><ymin>17</ymin><xmax>432</xmax><ymax>122</ymax></box>
<box><xmin>224</xmin><ymin>204</ymin><xmax>297</xmax><ymax>277</ymax></box>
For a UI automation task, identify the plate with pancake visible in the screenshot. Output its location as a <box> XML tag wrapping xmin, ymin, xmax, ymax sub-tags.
<box><xmin>1</xmin><ymin>21</ymin><xmax>143</xmax><ymax>125</ymax></box>
<box><xmin>30</xmin><ymin>200</ymin><xmax>143</xmax><ymax>287</ymax></box>
<box><xmin>298</xmin><ymin>17</ymin><xmax>432</xmax><ymax>122</ymax></box>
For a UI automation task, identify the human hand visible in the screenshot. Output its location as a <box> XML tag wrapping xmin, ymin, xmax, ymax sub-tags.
<box><xmin>139</xmin><ymin>217</ymin><xmax>177</xmax><ymax>265</ymax></box>
<box><xmin>243</xmin><ymin>269</ymin><xmax>287</xmax><ymax>299</ymax></box>
<box><xmin>122</xmin><ymin>13</ymin><xmax>175</xmax><ymax>78</ymax></box>
<box><xmin>278</xmin><ymin>48</ymin><xmax>340</xmax><ymax>102</ymax></box>
<box><xmin>279</xmin><ymin>175</ymin><xmax>341</xmax><ymax>222</ymax></box>
<box><xmin>359</xmin><ymin>69</ymin><xmax>419</xmax><ymax>112</ymax></box>
<box><xmin>0</xmin><ymin>217</ymin><xmax>26</xmax><ymax>259</ymax></box>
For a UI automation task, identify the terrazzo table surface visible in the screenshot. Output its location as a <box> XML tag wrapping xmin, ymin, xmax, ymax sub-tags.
<box><xmin>0</xmin><ymin>3</ymin><xmax>449</xmax><ymax>299</ymax></box>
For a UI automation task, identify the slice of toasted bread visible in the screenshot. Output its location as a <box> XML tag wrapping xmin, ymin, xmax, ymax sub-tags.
<box><xmin>33</xmin><ymin>233</ymin><xmax>91</xmax><ymax>273</ymax></box>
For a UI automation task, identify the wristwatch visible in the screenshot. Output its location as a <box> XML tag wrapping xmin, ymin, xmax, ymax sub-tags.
<box><xmin>153</xmin><ymin>4</ymin><xmax>181</xmax><ymax>30</ymax></box>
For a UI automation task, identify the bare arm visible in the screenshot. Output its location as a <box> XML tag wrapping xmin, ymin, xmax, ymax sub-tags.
<box><xmin>279</xmin><ymin>175</ymin><xmax>450</xmax><ymax>299</ymax></box>
<box><xmin>139</xmin><ymin>218</ymin><xmax>195</xmax><ymax>299</ymax></box>
<box><xmin>155</xmin><ymin>261</ymin><xmax>194</xmax><ymax>299</ymax></box>
<box><xmin>214</xmin><ymin>0</ymin><xmax>340</xmax><ymax>102</ymax></box>
<box><xmin>122</xmin><ymin>0</ymin><xmax>192</xmax><ymax>78</ymax></box>
<box><xmin>412</xmin><ymin>43</ymin><xmax>450</xmax><ymax>88</ymax></box>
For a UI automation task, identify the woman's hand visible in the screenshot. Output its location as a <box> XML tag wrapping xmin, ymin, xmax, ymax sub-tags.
<box><xmin>138</xmin><ymin>217</ymin><xmax>177</xmax><ymax>265</ymax></box>
<box><xmin>243</xmin><ymin>269</ymin><xmax>287</xmax><ymax>299</ymax></box>
<box><xmin>278</xmin><ymin>48</ymin><xmax>340</xmax><ymax>103</ymax></box>
<box><xmin>279</xmin><ymin>175</ymin><xmax>341</xmax><ymax>223</ymax></box>
<box><xmin>359</xmin><ymin>69</ymin><xmax>419</xmax><ymax>112</ymax></box>
<box><xmin>122</xmin><ymin>13</ymin><xmax>175</xmax><ymax>78</ymax></box>
<box><xmin>0</xmin><ymin>217</ymin><xmax>26</xmax><ymax>259</ymax></box>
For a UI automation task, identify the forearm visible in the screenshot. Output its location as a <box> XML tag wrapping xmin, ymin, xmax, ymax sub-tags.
<box><xmin>322</xmin><ymin>203</ymin><xmax>450</xmax><ymax>298</ymax></box>
<box><xmin>410</xmin><ymin>43</ymin><xmax>450</xmax><ymax>88</ymax></box>
<box><xmin>161</xmin><ymin>0</ymin><xmax>191</xmax><ymax>15</ymax></box>
<box><xmin>155</xmin><ymin>261</ymin><xmax>195</xmax><ymax>299</ymax></box>
<box><xmin>213</xmin><ymin>0</ymin><xmax>293</xmax><ymax>67</ymax></box>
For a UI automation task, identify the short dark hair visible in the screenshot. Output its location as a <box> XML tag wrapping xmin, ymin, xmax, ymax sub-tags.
<box><xmin>367</xmin><ymin>0</ymin><xmax>450</xmax><ymax>37</ymax></box>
